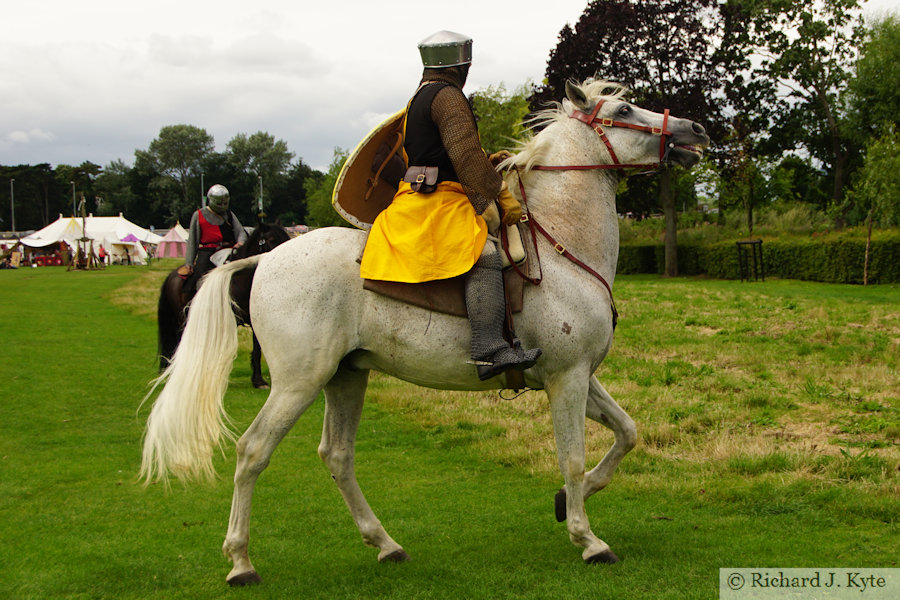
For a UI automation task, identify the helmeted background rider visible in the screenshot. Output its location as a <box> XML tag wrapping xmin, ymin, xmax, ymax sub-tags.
<box><xmin>181</xmin><ymin>184</ymin><xmax>247</xmax><ymax>296</ymax></box>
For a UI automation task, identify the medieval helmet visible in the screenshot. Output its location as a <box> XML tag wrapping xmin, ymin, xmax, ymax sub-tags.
<box><xmin>207</xmin><ymin>184</ymin><xmax>230</xmax><ymax>215</ymax></box>
<box><xmin>418</xmin><ymin>30</ymin><xmax>472</xmax><ymax>68</ymax></box>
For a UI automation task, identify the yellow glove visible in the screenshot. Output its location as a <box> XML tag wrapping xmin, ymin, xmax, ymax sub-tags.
<box><xmin>488</xmin><ymin>150</ymin><xmax>513</xmax><ymax>168</ymax></box>
<box><xmin>497</xmin><ymin>181</ymin><xmax>522</xmax><ymax>226</ymax></box>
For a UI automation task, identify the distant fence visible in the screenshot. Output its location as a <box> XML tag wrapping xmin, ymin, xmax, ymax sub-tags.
<box><xmin>617</xmin><ymin>231</ymin><xmax>900</xmax><ymax>284</ymax></box>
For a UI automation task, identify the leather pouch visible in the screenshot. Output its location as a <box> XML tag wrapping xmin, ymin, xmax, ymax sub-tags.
<box><xmin>403</xmin><ymin>166</ymin><xmax>439</xmax><ymax>194</ymax></box>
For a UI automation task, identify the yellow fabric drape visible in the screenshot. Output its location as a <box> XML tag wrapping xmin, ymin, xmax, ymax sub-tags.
<box><xmin>360</xmin><ymin>181</ymin><xmax>488</xmax><ymax>283</ymax></box>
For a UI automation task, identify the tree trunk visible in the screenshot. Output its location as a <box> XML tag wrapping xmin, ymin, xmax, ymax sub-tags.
<box><xmin>746</xmin><ymin>190</ymin><xmax>753</xmax><ymax>235</ymax></box>
<box><xmin>833</xmin><ymin>149</ymin><xmax>847</xmax><ymax>229</ymax></box>
<box><xmin>816</xmin><ymin>83</ymin><xmax>848</xmax><ymax>225</ymax></box>
<box><xmin>661</xmin><ymin>169</ymin><xmax>678</xmax><ymax>277</ymax></box>
<box><xmin>864</xmin><ymin>208</ymin><xmax>873</xmax><ymax>286</ymax></box>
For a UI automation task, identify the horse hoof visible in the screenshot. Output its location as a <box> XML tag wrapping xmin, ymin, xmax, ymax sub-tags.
<box><xmin>379</xmin><ymin>549</ymin><xmax>410</xmax><ymax>563</ymax></box>
<box><xmin>586</xmin><ymin>549</ymin><xmax>620</xmax><ymax>565</ymax></box>
<box><xmin>554</xmin><ymin>488</ymin><xmax>567</xmax><ymax>522</ymax></box>
<box><xmin>253</xmin><ymin>382</ymin><xmax>270</xmax><ymax>390</ymax></box>
<box><xmin>227</xmin><ymin>570</ymin><xmax>262</xmax><ymax>586</ymax></box>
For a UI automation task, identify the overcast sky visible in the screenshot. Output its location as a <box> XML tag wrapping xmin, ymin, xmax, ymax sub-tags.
<box><xmin>2</xmin><ymin>0</ymin><xmax>896</xmax><ymax>172</ymax></box>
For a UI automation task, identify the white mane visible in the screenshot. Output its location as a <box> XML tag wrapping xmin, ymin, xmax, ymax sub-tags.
<box><xmin>498</xmin><ymin>79</ymin><xmax>630</xmax><ymax>173</ymax></box>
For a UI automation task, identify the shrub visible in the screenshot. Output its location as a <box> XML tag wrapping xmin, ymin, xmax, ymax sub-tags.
<box><xmin>617</xmin><ymin>243</ymin><xmax>658</xmax><ymax>274</ymax></box>
<box><xmin>615</xmin><ymin>230</ymin><xmax>900</xmax><ymax>283</ymax></box>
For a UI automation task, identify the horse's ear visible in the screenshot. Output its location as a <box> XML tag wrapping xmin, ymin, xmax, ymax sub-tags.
<box><xmin>565</xmin><ymin>81</ymin><xmax>590</xmax><ymax>111</ymax></box>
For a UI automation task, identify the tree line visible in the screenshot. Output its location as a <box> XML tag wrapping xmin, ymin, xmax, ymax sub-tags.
<box><xmin>0</xmin><ymin>128</ymin><xmax>323</xmax><ymax>232</ymax></box>
<box><xmin>2</xmin><ymin>0</ymin><xmax>897</xmax><ymax>254</ymax></box>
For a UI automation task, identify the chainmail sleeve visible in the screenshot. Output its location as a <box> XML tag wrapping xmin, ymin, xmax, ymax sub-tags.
<box><xmin>230</xmin><ymin>213</ymin><xmax>248</xmax><ymax>245</ymax></box>
<box><xmin>430</xmin><ymin>86</ymin><xmax>503</xmax><ymax>214</ymax></box>
<box><xmin>185</xmin><ymin>210</ymin><xmax>200</xmax><ymax>266</ymax></box>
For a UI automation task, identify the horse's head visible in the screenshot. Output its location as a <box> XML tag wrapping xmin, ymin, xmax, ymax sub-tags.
<box><xmin>562</xmin><ymin>80</ymin><xmax>709</xmax><ymax>170</ymax></box>
<box><xmin>243</xmin><ymin>223</ymin><xmax>291</xmax><ymax>257</ymax></box>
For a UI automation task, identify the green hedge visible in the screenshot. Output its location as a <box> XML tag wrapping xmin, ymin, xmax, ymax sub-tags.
<box><xmin>617</xmin><ymin>231</ymin><xmax>900</xmax><ymax>283</ymax></box>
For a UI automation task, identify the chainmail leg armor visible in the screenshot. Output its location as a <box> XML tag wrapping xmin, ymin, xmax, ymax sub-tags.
<box><xmin>465</xmin><ymin>249</ymin><xmax>509</xmax><ymax>361</ymax></box>
<box><xmin>465</xmin><ymin>245</ymin><xmax>542</xmax><ymax>380</ymax></box>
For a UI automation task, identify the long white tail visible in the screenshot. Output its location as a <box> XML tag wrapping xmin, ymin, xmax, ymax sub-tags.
<box><xmin>141</xmin><ymin>255</ymin><xmax>263</xmax><ymax>483</ymax></box>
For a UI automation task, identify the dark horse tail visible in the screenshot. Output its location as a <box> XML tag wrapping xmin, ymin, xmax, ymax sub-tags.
<box><xmin>157</xmin><ymin>271</ymin><xmax>186</xmax><ymax>371</ymax></box>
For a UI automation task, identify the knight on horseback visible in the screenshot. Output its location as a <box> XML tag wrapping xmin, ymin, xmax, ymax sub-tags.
<box><xmin>181</xmin><ymin>184</ymin><xmax>248</xmax><ymax>296</ymax></box>
<box><xmin>359</xmin><ymin>30</ymin><xmax>541</xmax><ymax>381</ymax></box>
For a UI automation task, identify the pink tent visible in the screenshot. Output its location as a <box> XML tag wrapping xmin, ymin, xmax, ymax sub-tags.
<box><xmin>155</xmin><ymin>224</ymin><xmax>187</xmax><ymax>258</ymax></box>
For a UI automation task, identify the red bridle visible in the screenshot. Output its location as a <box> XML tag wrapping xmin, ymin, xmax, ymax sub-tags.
<box><xmin>501</xmin><ymin>99</ymin><xmax>676</xmax><ymax>329</ymax></box>
<box><xmin>533</xmin><ymin>99</ymin><xmax>674</xmax><ymax>173</ymax></box>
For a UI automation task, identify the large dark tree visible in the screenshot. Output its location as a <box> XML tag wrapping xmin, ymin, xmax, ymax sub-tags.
<box><xmin>533</xmin><ymin>0</ymin><xmax>744</xmax><ymax>275</ymax></box>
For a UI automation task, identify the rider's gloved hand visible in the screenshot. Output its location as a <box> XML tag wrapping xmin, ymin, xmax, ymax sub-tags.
<box><xmin>488</xmin><ymin>150</ymin><xmax>513</xmax><ymax>168</ymax></box>
<box><xmin>497</xmin><ymin>181</ymin><xmax>523</xmax><ymax>226</ymax></box>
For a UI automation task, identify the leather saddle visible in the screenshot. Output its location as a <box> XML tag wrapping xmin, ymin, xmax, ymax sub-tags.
<box><xmin>362</xmin><ymin>269</ymin><xmax>523</xmax><ymax>318</ymax></box>
<box><xmin>362</xmin><ymin>221</ymin><xmax>530</xmax><ymax>319</ymax></box>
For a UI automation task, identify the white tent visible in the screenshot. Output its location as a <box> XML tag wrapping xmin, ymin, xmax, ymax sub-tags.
<box><xmin>18</xmin><ymin>216</ymin><xmax>83</xmax><ymax>249</ymax></box>
<box><xmin>155</xmin><ymin>222</ymin><xmax>188</xmax><ymax>258</ymax></box>
<box><xmin>20</xmin><ymin>213</ymin><xmax>163</xmax><ymax>265</ymax></box>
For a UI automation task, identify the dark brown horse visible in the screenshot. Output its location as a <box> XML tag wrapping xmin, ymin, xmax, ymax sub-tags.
<box><xmin>156</xmin><ymin>222</ymin><xmax>291</xmax><ymax>388</ymax></box>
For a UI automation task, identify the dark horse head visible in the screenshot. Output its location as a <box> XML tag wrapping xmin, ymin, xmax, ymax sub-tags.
<box><xmin>157</xmin><ymin>222</ymin><xmax>291</xmax><ymax>386</ymax></box>
<box><xmin>229</xmin><ymin>222</ymin><xmax>292</xmax><ymax>262</ymax></box>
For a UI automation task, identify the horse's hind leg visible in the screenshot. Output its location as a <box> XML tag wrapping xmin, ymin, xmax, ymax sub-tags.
<box><xmin>554</xmin><ymin>376</ymin><xmax>636</xmax><ymax>529</ymax></box>
<box><xmin>318</xmin><ymin>366</ymin><xmax>408</xmax><ymax>562</ymax></box>
<box><xmin>223</xmin><ymin>383</ymin><xmax>320</xmax><ymax>586</ymax></box>
<box><xmin>249</xmin><ymin>332</ymin><xmax>269</xmax><ymax>389</ymax></box>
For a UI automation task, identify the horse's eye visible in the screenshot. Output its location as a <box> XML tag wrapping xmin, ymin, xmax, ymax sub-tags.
<box><xmin>618</xmin><ymin>105</ymin><xmax>631</xmax><ymax>117</ymax></box>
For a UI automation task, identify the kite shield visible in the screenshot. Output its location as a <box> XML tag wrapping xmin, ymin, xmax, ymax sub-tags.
<box><xmin>332</xmin><ymin>110</ymin><xmax>406</xmax><ymax>230</ymax></box>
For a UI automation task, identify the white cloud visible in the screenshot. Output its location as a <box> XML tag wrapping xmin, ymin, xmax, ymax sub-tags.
<box><xmin>5</xmin><ymin>129</ymin><xmax>56</xmax><ymax>144</ymax></box>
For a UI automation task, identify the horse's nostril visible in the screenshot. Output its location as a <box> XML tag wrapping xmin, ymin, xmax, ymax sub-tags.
<box><xmin>692</xmin><ymin>122</ymin><xmax>706</xmax><ymax>135</ymax></box>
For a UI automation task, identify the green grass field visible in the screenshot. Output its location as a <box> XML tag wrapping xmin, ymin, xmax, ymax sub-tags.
<box><xmin>0</xmin><ymin>263</ymin><xmax>897</xmax><ymax>599</ymax></box>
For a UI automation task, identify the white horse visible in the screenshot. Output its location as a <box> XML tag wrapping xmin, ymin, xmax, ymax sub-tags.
<box><xmin>141</xmin><ymin>79</ymin><xmax>709</xmax><ymax>585</ymax></box>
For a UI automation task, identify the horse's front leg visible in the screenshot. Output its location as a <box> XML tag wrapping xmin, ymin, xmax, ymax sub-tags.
<box><xmin>249</xmin><ymin>331</ymin><xmax>268</xmax><ymax>389</ymax></box>
<box><xmin>584</xmin><ymin>376</ymin><xmax>636</xmax><ymax>497</ymax></box>
<box><xmin>546</xmin><ymin>368</ymin><xmax>619</xmax><ymax>564</ymax></box>
<box><xmin>555</xmin><ymin>376</ymin><xmax>637</xmax><ymax>523</ymax></box>
<box><xmin>318</xmin><ymin>366</ymin><xmax>408</xmax><ymax>562</ymax></box>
